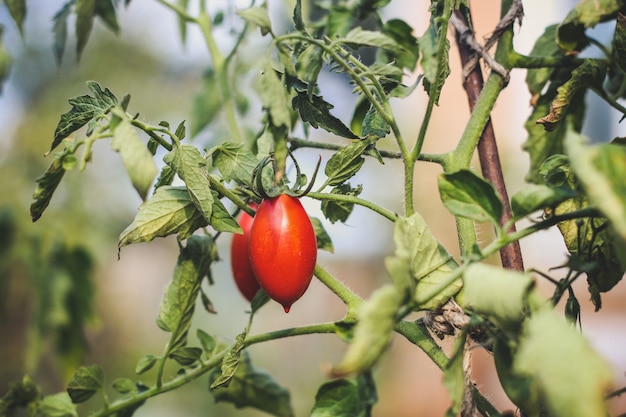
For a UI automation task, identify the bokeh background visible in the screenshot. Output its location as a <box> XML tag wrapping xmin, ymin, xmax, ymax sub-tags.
<box><xmin>1</xmin><ymin>1</ymin><xmax>625</xmax><ymax>416</ymax></box>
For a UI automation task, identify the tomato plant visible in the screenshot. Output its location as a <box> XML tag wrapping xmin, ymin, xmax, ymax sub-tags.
<box><xmin>1</xmin><ymin>1</ymin><xmax>626</xmax><ymax>417</ymax></box>
<box><xmin>249</xmin><ymin>194</ymin><xmax>317</xmax><ymax>312</ymax></box>
<box><xmin>230</xmin><ymin>203</ymin><xmax>260</xmax><ymax>302</ymax></box>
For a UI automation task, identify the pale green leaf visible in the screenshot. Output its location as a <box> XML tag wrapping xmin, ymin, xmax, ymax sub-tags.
<box><xmin>67</xmin><ymin>365</ymin><xmax>104</xmax><ymax>404</ymax></box>
<box><xmin>341</xmin><ymin>27</ymin><xmax>402</xmax><ymax>51</ymax></box>
<box><xmin>237</xmin><ymin>6</ymin><xmax>272</xmax><ymax>35</ymax></box>
<box><xmin>209</xmin><ymin>332</ymin><xmax>246</xmax><ymax>389</ymax></box>
<box><xmin>511</xmin><ymin>184</ymin><xmax>576</xmax><ymax>218</ymax></box>
<box><xmin>111</xmin><ymin>119</ymin><xmax>158</xmax><ymax>200</ymax></box>
<box><xmin>112</xmin><ymin>378</ymin><xmax>136</xmax><ymax>395</ymax></box>
<box><xmin>259</xmin><ymin>61</ymin><xmax>291</xmax><ymax>129</ymax></box>
<box><xmin>38</xmin><ymin>393</ymin><xmax>77</xmax><ymax>417</ymax></box>
<box><xmin>210</xmin><ymin>142</ymin><xmax>259</xmax><ymax>185</ymax></box>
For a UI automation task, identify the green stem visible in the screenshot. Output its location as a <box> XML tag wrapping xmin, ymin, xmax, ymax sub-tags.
<box><xmin>154</xmin><ymin>0</ymin><xmax>195</xmax><ymax>22</ymax></box>
<box><xmin>245</xmin><ymin>322</ymin><xmax>337</xmax><ymax>346</ymax></box>
<box><xmin>289</xmin><ymin>137</ymin><xmax>402</xmax><ymax>159</ymax></box>
<box><xmin>306</xmin><ymin>191</ymin><xmax>397</xmax><ymax>222</ymax></box>
<box><xmin>207</xmin><ymin>174</ymin><xmax>256</xmax><ymax>217</ymax></box>
<box><xmin>130</xmin><ymin>119</ymin><xmax>174</xmax><ymax>151</ymax></box>
<box><xmin>314</xmin><ymin>264</ymin><xmax>363</xmax><ymax>317</ymax></box>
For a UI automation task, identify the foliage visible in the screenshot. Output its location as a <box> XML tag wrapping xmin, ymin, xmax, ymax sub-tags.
<box><xmin>1</xmin><ymin>0</ymin><xmax>626</xmax><ymax>416</ymax></box>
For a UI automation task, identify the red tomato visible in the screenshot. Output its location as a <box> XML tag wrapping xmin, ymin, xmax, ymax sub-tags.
<box><xmin>230</xmin><ymin>203</ymin><xmax>260</xmax><ymax>302</ymax></box>
<box><xmin>248</xmin><ymin>194</ymin><xmax>317</xmax><ymax>312</ymax></box>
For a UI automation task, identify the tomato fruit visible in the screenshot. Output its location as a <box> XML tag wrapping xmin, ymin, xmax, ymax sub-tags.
<box><xmin>248</xmin><ymin>194</ymin><xmax>317</xmax><ymax>312</ymax></box>
<box><xmin>230</xmin><ymin>203</ymin><xmax>260</xmax><ymax>302</ymax></box>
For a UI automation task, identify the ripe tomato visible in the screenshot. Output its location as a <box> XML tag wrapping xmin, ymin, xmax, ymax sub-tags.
<box><xmin>248</xmin><ymin>194</ymin><xmax>317</xmax><ymax>312</ymax></box>
<box><xmin>230</xmin><ymin>203</ymin><xmax>260</xmax><ymax>302</ymax></box>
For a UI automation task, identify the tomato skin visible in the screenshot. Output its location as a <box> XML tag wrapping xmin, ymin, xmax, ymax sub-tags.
<box><xmin>248</xmin><ymin>194</ymin><xmax>317</xmax><ymax>312</ymax></box>
<box><xmin>230</xmin><ymin>203</ymin><xmax>260</xmax><ymax>302</ymax></box>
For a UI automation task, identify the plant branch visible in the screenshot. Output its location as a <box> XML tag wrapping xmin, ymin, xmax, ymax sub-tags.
<box><xmin>453</xmin><ymin>8</ymin><xmax>524</xmax><ymax>271</ymax></box>
<box><xmin>314</xmin><ymin>264</ymin><xmax>363</xmax><ymax>317</ymax></box>
<box><xmin>306</xmin><ymin>191</ymin><xmax>397</xmax><ymax>222</ymax></box>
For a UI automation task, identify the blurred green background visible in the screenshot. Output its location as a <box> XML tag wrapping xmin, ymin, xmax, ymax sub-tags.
<box><xmin>1</xmin><ymin>1</ymin><xmax>626</xmax><ymax>416</ymax></box>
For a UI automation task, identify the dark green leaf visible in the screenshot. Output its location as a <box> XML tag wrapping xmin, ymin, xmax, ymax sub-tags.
<box><xmin>37</xmin><ymin>393</ymin><xmax>77</xmax><ymax>417</ymax></box>
<box><xmin>94</xmin><ymin>0</ymin><xmax>119</xmax><ymax>33</ymax></box>
<box><xmin>419</xmin><ymin>14</ymin><xmax>450</xmax><ymax>104</ymax></box>
<box><xmin>511</xmin><ymin>184</ymin><xmax>576</xmax><ymax>218</ymax></box>
<box><xmin>536</xmin><ymin>60</ymin><xmax>606</xmax><ymax>131</ymax></box>
<box><xmin>384</xmin><ymin>213</ymin><xmax>461</xmax><ymax>309</ymax></box>
<box><xmin>75</xmin><ymin>0</ymin><xmax>95</xmax><ymax>59</ymax></box>
<box><xmin>293</xmin><ymin>0</ymin><xmax>305</xmax><ymax>31</ymax></box>
<box><xmin>135</xmin><ymin>354</ymin><xmax>158</xmax><ymax>375</ymax></box>
<box><xmin>525</xmin><ymin>25</ymin><xmax>566</xmax><ymax>97</ymax></box>
<box><xmin>157</xmin><ymin>235</ymin><xmax>216</xmax><ymax>352</ymax></box>
<box><xmin>169</xmin><ymin>346</ymin><xmax>203</xmax><ymax>366</ymax></box>
<box><xmin>292</xmin><ymin>92</ymin><xmax>359</xmax><ymax>139</ymax></box>
<box><xmin>237</xmin><ymin>6</ymin><xmax>272</xmax><ymax>36</ymax></box>
<box><xmin>112</xmin><ymin>378</ymin><xmax>136</xmax><ymax>395</ymax></box>
<box><xmin>0</xmin><ymin>375</ymin><xmax>40</xmax><ymax>415</ymax></box>
<box><xmin>557</xmin><ymin>0</ymin><xmax>621</xmax><ymax>53</ymax></box>
<box><xmin>310</xmin><ymin>217</ymin><xmax>333</xmax><ymax>253</ymax></box>
<box><xmin>164</xmin><ymin>144</ymin><xmax>213</xmax><ymax>221</ymax></box>
<box><xmin>118</xmin><ymin>186</ymin><xmax>209</xmax><ymax>247</ymax></box>
<box><xmin>361</xmin><ymin>106</ymin><xmax>390</xmax><ymax>139</ymax></box>
<box><xmin>209</xmin><ymin>350</ymin><xmax>293</xmax><ymax>417</ymax></box>
<box><xmin>331</xmin><ymin>285</ymin><xmax>402</xmax><ymax>377</ymax></box>
<box><xmin>153</xmin><ymin>165</ymin><xmax>175</xmax><ymax>191</ymax></box>
<box><xmin>250</xmin><ymin>289</ymin><xmax>270</xmax><ymax>313</ymax></box>
<box><xmin>30</xmin><ymin>149</ymin><xmax>71</xmax><ymax>222</ymax></box>
<box><xmin>311</xmin><ymin>375</ymin><xmax>377</xmax><ymax>417</ymax></box>
<box><xmin>6</xmin><ymin>0</ymin><xmax>26</xmax><ymax>34</ymax></box>
<box><xmin>320</xmin><ymin>183</ymin><xmax>362</xmax><ymax>224</ymax></box>
<box><xmin>111</xmin><ymin>119</ymin><xmax>158</xmax><ymax>200</ymax></box>
<box><xmin>380</xmin><ymin>19</ymin><xmax>419</xmax><ymax>72</ymax></box>
<box><xmin>66</xmin><ymin>365</ymin><xmax>104</xmax><ymax>404</ymax></box>
<box><xmin>209</xmin><ymin>332</ymin><xmax>246</xmax><ymax>389</ymax></box>
<box><xmin>210</xmin><ymin>142</ymin><xmax>259</xmax><ymax>185</ymax></box>
<box><xmin>190</xmin><ymin>70</ymin><xmax>221</xmax><ymax>136</ymax></box>
<box><xmin>52</xmin><ymin>81</ymin><xmax>118</xmax><ymax>151</ymax></box>
<box><xmin>295</xmin><ymin>44</ymin><xmax>323</xmax><ymax>96</ymax></box>
<box><xmin>438</xmin><ymin>170</ymin><xmax>503</xmax><ymax>224</ymax></box>
<box><xmin>324</xmin><ymin>139</ymin><xmax>375</xmax><ymax>187</ymax></box>
<box><xmin>614</xmin><ymin>13</ymin><xmax>626</xmax><ymax>73</ymax></box>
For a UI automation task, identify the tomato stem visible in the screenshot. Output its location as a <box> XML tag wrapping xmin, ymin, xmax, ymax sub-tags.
<box><xmin>313</xmin><ymin>264</ymin><xmax>363</xmax><ymax>315</ymax></box>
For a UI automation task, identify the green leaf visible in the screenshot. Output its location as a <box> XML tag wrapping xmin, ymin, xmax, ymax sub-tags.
<box><xmin>511</xmin><ymin>184</ymin><xmax>576</xmax><ymax>219</ymax></box>
<box><xmin>419</xmin><ymin>13</ymin><xmax>450</xmax><ymax>105</ymax></box>
<box><xmin>176</xmin><ymin>0</ymin><xmax>189</xmax><ymax>43</ymax></box>
<box><xmin>208</xmin><ymin>190</ymin><xmax>242</xmax><ymax>233</ymax></box>
<box><xmin>331</xmin><ymin>284</ymin><xmax>402</xmax><ymax>377</ymax></box>
<box><xmin>94</xmin><ymin>0</ymin><xmax>119</xmax><ymax>33</ymax></box>
<box><xmin>385</xmin><ymin>213</ymin><xmax>461</xmax><ymax>310</ymax></box>
<box><xmin>324</xmin><ymin>139</ymin><xmax>375</xmax><ymax>187</ymax></box>
<box><xmin>209</xmin><ymin>332</ymin><xmax>246</xmax><ymax>389</ymax></box>
<box><xmin>153</xmin><ymin>165</ymin><xmax>175</xmax><ymax>190</ymax></box>
<box><xmin>380</xmin><ymin>19</ymin><xmax>419</xmax><ymax>72</ymax></box>
<box><xmin>311</xmin><ymin>375</ymin><xmax>377</xmax><ymax>417</ymax></box>
<box><xmin>66</xmin><ymin>365</ymin><xmax>104</xmax><ymax>404</ymax></box>
<box><xmin>209</xmin><ymin>142</ymin><xmax>259</xmax><ymax>185</ymax></box>
<box><xmin>37</xmin><ymin>393</ymin><xmax>77</xmax><ymax>417</ymax></box>
<box><xmin>566</xmin><ymin>130</ymin><xmax>626</xmax><ymax>242</ymax></box>
<box><xmin>237</xmin><ymin>6</ymin><xmax>272</xmax><ymax>36</ymax></box>
<box><xmin>292</xmin><ymin>92</ymin><xmax>359</xmax><ymax>139</ymax></box>
<box><xmin>293</xmin><ymin>0</ymin><xmax>305</xmax><ymax>32</ymax></box>
<box><xmin>525</xmin><ymin>25</ymin><xmax>565</xmax><ymax>97</ymax></box>
<box><xmin>169</xmin><ymin>346</ymin><xmax>203</xmax><ymax>366</ymax></box>
<box><xmin>6</xmin><ymin>0</ymin><xmax>26</xmax><ymax>34</ymax></box>
<box><xmin>112</xmin><ymin>378</ymin><xmax>136</xmax><ymax>395</ymax></box>
<box><xmin>557</xmin><ymin>0</ymin><xmax>621</xmax><ymax>53</ymax></box>
<box><xmin>514</xmin><ymin>309</ymin><xmax>612</xmax><ymax>417</ymax></box>
<box><xmin>321</xmin><ymin>184</ymin><xmax>363</xmax><ymax>224</ymax></box>
<box><xmin>164</xmin><ymin>144</ymin><xmax>213</xmax><ymax>221</ymax></box>
<box><xmin>310</xmin><ymin>217</ymin><xmax>334</xmax><ymax>253</ymax></box>
<box><xmin>75</xmin><ymin>0</ymin><xmax>95</xmax><ymax>60</ymax></box>
<box><xmin>438</xmin><ymin>170</ymin><xmax>503</xmax><ymax>224</ymax></box>
<box><xmin>157</xmin><ymin>235</ymin><xmax>215</xmax><ymax>352</ymax></box>
<box><xmin>52</xmin><ymin>2</ymin><xmax>72</xmax><ymax>64</ymax></box>
<box><xmin>135</xmin><ymin>354</ymin><xmax>158</xmax><ymax>375</ymax></box>
<box><xmin>259</xmin><ymin>61</ymin><xmax>292</xmax><ymax>129</ymax></box>
<box><xmin>463</xmin><ymin>263</ymin><xmax>535</xmax><ymax>332</ymax></box>
<box><xmin>296</xmin><ymin>43</ymin><xmax>323</xmax><ymax>95</ymax></box>
<box><xmin>197</xmin><ymin>329</ymin><xmax>216</xmax><ymax>354</ymax></box>
<box><xmin>118</xmin><ymin>186</ymin><xmax>209</xmax><ymax>247</ymax></box>
<box><xmin>209</xmin><ymin>350</ymin><xmax>293</xmax><ymax>417</ymax></box>
<box><xmin>30</xmin><ymin>148</ymin><xmax>73</xmax><ymax>222</ymax></box>
<box><xmin>111</xmin><ymin>119</ymin><xmax>158</xmax><ymax>200</ymax></box>
<box><xmin>52</xmin><ymin>81</ymin><xmax>118</xmax><ymax>151</ymax></box>
<box><xmin>536</xmin><ymin>60</ymin><xmax>606</xmax><ymax>131</ymax></box>
<box><xmin>0</xmin><ymin>375</ymin><xmax>40</xmax><ymax>415</ymax></box>
<box><xmin>361</xmin><ymin>106</ymin><xmax>390</xmax><ymax>139</ymax></box>
<box><xmin>340</xmin><ymin>27</ymin><xmax>402</xmax><ymax>51</ymax></box>
<box><xmin>614</xmin><ymin>13</ymin><xmax>626</xmax><ymax>73</ymax></box>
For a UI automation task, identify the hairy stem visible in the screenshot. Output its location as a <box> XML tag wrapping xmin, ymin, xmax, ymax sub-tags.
<box><xmin>306</xmin><ymin>191</ymin><xmax>397</xmax><ymax>222</ymax></box>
